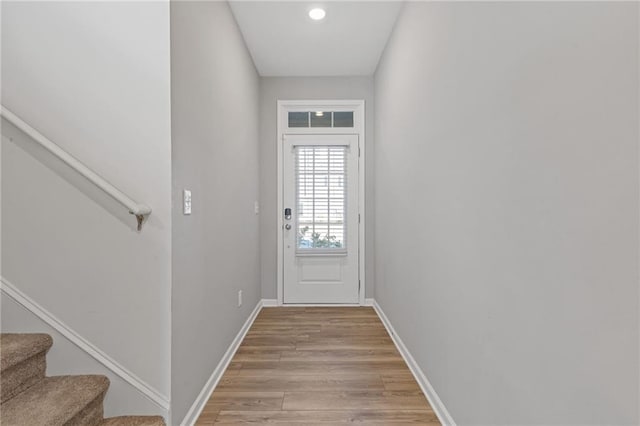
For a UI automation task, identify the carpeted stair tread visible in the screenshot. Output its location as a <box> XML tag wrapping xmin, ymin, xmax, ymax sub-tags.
<box><xmin>0</xmin><ymin>375</ymin><xmax>109</xmax><ymax>426</ymax></box>
<box><xmin>1</xmin><ymin>333</ymin><xmax>53</xmax><ymax>372</ymax></box>
<box><xmin>100</xmin><ymin>416</ymin><xmax>166</xmax><ymax>426</ymax></box>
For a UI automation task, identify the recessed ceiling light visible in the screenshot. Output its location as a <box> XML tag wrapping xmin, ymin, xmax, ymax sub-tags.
<box><xmin>309</xmin><ymin>8</ymin><xmax>326</xmax><ymax>21</ymax></box>
<box><xmin>315</xmin><ymin>111</ymin><xmax>324</xmax><ymax>117</ymax></box>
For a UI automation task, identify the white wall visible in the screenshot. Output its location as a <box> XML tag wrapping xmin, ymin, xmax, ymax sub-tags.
<box><xmin>170</xmin><ymin>2</ymin><xmax>261</xmax><ymax>424</ymax></box>
<box><xmin>374</xmin><ymin>2</ymin><xmax>639</xmax><ymax>425</ymax></box>
<box><xmin>259</xmin><ymin>77</ymin><xmax>375</xmax><ymax>299</ymax></box>
<box><xmin>1</xmin><ymin>0</ymin><xmax>172</xmax><ymax>416</ymax></box>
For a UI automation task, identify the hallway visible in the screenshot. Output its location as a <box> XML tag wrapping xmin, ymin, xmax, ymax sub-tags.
<box><xmin>195</xmin><ymin>308</ymin><xmax>439</xmax><ymax>425</ymax></box>
<box><xmin>1</xmin><ymin>1</ymin><xmax>638</xmax><ymax>424</ymax></box>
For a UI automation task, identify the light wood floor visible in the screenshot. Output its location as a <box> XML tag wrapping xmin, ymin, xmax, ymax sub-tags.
<box><xmin>195</xmin><ymin>307</ymin><xmax>439</xmax><ymax>425</ymax></box>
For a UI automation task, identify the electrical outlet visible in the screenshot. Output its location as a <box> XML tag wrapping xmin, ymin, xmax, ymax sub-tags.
<box><xmin>254</xmin><ymin>201</ymin><xmax>260</xmax><ymax>215</ymax></box>
<box><xmin>183</xmin><ymin>190</ymin><xmax>192</xmax><ymax>215</ymax></box>
<box><xmin>238</xmin><ymin>290</ymin><xmax>243</xmax><ymax>307</ymax></box>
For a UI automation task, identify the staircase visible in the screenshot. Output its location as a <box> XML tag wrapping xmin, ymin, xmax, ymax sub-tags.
<box><xmin>0</xmin><ymin>333</ymin><xmax>165</xmax><ymax>426</ymax></box>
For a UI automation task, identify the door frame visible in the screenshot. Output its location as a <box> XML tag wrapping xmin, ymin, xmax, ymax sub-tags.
<box><xmin>276</xmin><ymin>100</ymin><xmax>366</xmax><ymax>306</ymax></box>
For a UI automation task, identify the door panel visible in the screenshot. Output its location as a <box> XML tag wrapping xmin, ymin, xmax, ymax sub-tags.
<box><xmin>283</xmin><ymin>134</ymin><xmax>359</xmax><ymax>303</ymax></box>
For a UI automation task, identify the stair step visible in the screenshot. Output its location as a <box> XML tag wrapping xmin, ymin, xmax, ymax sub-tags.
<box><xmin>1</xmin><ymin>333</ymin><xmax>53</xmax><ymax>402</ymax></box>
<box><xmin>1</xmin><ymin>333</ymin><xmax>53</xmax><ymax>372</ymax></box>
<box><xmin>101</xmin><ymin>416</ymin><xmax>166</xmax><ymax>426</ymax></box>
<box><xmin>0</xmin><ymin>375</ymin><xmax>110</xmax><ymax>426</ymax></box>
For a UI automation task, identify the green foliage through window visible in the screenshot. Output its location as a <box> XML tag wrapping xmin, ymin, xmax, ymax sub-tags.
<box><xmin>298</xmin><ymin>226</ymin><xmax>343</xmax><ymax>249</ymax></box>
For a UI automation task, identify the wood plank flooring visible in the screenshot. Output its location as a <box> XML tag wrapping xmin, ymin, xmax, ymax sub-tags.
<box><xmin>195</xmin><ymin>307</ymin><xmax>439</xmax><ymax>425</ymax></box>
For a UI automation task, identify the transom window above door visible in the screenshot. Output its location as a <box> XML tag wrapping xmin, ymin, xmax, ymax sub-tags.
<box><xmin>288</xmin><ymin>111</ymin><xmax>354</xmax><ymax>128</ymax></box>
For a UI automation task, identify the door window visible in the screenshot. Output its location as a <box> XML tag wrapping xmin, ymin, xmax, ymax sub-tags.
<box><xmin>295</xmin><ymin>146</ymin><xmax>347</xmax><ymax>253</ymax></box>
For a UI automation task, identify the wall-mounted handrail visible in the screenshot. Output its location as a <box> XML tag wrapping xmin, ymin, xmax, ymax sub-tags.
<box><xmin>1</xmin><ymin>105</ymin><xmax>152</xmax><ymax>231</ymax></box>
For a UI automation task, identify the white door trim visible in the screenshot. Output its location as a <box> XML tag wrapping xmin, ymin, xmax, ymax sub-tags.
<box><xmin>277</xmin><ymin>100</ymin><xmax>366</xmax><ymax>306</ymax></box>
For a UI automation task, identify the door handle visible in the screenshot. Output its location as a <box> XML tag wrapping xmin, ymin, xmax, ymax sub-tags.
<box><xmin>285</xmin><ymin>224</ymin><xmax>292</xmax><ymax>230</ymax></box>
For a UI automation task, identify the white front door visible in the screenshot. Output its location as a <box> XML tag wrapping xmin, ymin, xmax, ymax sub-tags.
<box><xmin>282</xmin><ymin>134</ymin><xmax>359</xmax><ymax>304</ymax></box>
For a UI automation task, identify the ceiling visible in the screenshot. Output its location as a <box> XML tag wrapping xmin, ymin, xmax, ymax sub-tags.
<box><xmin>229</xmin><ymin>1</ymin><xmax>403</xmax><ymax>77</ymax></box>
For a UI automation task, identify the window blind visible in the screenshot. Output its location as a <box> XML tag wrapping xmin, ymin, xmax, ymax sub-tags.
<box><xmin>295</xmin><ymin>146</ymin><xmax>347</xmax><ymax>251</ymax></box>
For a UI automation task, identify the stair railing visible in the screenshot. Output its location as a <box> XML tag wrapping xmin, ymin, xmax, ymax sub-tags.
<box><xmin>1</xmin><ymin>105</ymin><xmax>152</xmax><ymax>230</ymax></box>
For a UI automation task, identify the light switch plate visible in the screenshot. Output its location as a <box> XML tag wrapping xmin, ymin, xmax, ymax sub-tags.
<box><xmin>183</xmin><ymin>189</ymin><xmax>192</xmax><ymax>215</ymax></box>
<box><xmin>254</xmin><ymin>201</ymin><xmax>260</xmax><ymax>215</ymax></box>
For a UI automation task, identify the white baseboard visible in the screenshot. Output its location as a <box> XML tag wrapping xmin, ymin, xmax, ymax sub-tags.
<box><xmin>263</xmin><ymin>298</ymin><xmax>375</xmax><ymax>307</ymax></box>
<box><xmin>280</xmin><ymin>303</ymin><xmax>363</xmax><ymax>307</ymax></box>
<box><xmin>372</xmin><ymin>300</ymin><xmax>456</xmax><ymax>426</ymax></box>
<box><xmin>0</xmin><ymin>277</ymin><xmax>169</xmax><ymax>410</ymax></box>
<box><xmin>180</xmin><ymin>299</ymin><xmax>264</xmax><ymax>426</ymax></box>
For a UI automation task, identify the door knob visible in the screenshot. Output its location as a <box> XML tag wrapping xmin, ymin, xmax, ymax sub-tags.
<box><xmin>285</xmin><ymin>224</ymin><xmax>292</xmax><ymax>230</ymax></box>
